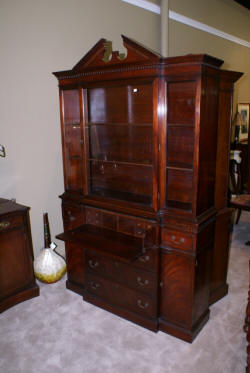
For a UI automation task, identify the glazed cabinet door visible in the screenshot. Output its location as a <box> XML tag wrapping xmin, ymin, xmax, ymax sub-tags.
<box><xmin>83</xmin><ymin>79</ymin><xmax>158</xmax><ymax>209</ymax></box>
<box><xmin>164</xmin><ymin>79</ymin><xmax>198</xmax><ymax>214</ymax></box>
<box><xmin>60</xmin><ymin>88</ymin><xmax>84</xmax><ymax>192</ymax></box>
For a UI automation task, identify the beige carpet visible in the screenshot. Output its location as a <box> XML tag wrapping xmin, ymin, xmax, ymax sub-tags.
<box><xmin>1</xmin><ymin>212</ymin><xmax>250</xmax><ymax>373</ymax></box>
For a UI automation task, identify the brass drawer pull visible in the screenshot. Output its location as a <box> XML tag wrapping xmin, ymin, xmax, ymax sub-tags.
<box><xmin>171</xmin><ymin>235</ymin><xmax>185</xmax><ymax>244</ymax></box>
<box><xmin>139</xmin><ymin>255</ymin><xmax>150</xmax><ymax>263</ymax></box>
<box><xmin>88</xmin><ymin>260</ymin><xmax>99</xmax><ymax>269</ymax></box>
<box><xmin>137</xmin><ymin>277</ymin><xmax>149</xmax><ymax>286</ymax></box>
<box><xmin>0</xmin><ymin>221</ymin><xmax>10</xmax><ymax>229</ymax></box>
<box><xmin>67</xmin><ymin>211</ymin><xmax>76</xmax><ymax>222</ymax></box>
<box><xmin>90</xmin><ymin>281</ymin><xmax>100</xmax><ymax>290</ymax></box>
<box><xmin>137</xmin><ymin>299</ymin><xmax>149</xmax><ymax>309</ymax></box>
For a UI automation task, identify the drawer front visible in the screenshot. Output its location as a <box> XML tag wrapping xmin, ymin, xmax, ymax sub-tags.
<box><xmin>85</xmin><ymin>273</ymin><xmax>157</xmax><ymax>318</ymax></box>
<box><xmin>118</xmin><ymin>216</ymin><xmax>138</xmax><ymax>236</ymax></box>
<box><xmin>62</xmin><ymin>204</ymin><xmax>84</xmax><ymax>230</ymax></box>
<box><xmin>133</xmin><ymin>249</ymin><xmax>158</xmax><ymax>272</ymax></box>
<box><xmin>84</xmin><ymin>207</ymin><xmax>157</xmax><ymax>241</ymax></box>
<box><xmin>161</xmin><ymin>228</ymin><xmax>193</xmax><ymax>252</ymax></box>
<box><xmin>85</xmin><ymin>251</ymin><xmax>157</xmax><ymax>295</ymax></box>
<box><xmin>0</xmin><ymin>214</ymin><xmax>23</xmax><ymax>232</ymax></box>
<box><xmin>86</xmin><ymin>207</ymin><xmax>102</xmax><ymax>226</ymax></box>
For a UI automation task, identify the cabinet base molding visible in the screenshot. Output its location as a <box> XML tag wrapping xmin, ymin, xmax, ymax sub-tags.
<box><xmin>66</xmin><ymin>280</ymin><xmax>84</xmax><ymax>296</ymax></box>
<box><xmin>209</xmin><ymin>283</ymin><xmax>229</xmax><ymax>306</ymax></box>
<box><xmin>0</xmin><ymin>284</ymin><xmax>39</xmax><ymax>313</ymax></box>
<box><xmin>84</xmin><ymin>291</ymin><xmax>158</xmax><ymax>332</ymax></box>
<box><xmin>159</xmin><ymin>310</ymin><xmax>210</xmax><ymax>343</ymax></box>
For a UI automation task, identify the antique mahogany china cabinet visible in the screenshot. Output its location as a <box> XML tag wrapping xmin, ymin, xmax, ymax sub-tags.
<box><xmin>54</xmin><ymin>36</ymin><xmax>242</xmax><ymax>342</ymax></box>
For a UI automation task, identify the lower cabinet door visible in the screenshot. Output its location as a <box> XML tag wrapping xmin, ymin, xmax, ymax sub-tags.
<box><xmin>160</xmin><ymin>247</ymin><xmax>211</xmax><ymax>330</ymax></box>
<box><xmin>160</xmin><ymin>251</ymin><xmax>194</xmax><ymax>329</ymax></box>
<box><xmin>0</xmin><ymin>226</ymin><xmax>34</xmax><ymax>299</ymax></box>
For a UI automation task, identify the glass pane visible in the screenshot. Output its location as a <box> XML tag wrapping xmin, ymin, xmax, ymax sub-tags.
<box><xmin>63</xmin><ymin>90</ymin><xmax>80</xmax><ymax>124</ymax></box>
<box><xmin>87</xmin><ymin>82</ymin><xmax>154</xmax><ymax>205</ymax></box>
<box><xmin>62</xmin><ymin>89</ymin><xmax>83</xmax><ymax>191</ymax></box>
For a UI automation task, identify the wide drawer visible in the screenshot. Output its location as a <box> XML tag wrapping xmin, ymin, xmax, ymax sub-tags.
<box><xmin>85</xmin><ymin>272</ymin><xmax>157</xmax><ymax>318</ymax></box>
<box><xmin>133</xmin><ymin>249</ymin><xmax>158</xmax><ymax>272</ymax></box>
<box><xmin>0</xmin><ymin>214</ymin><xmax>23</xmax><ymax>232</ymax></box>
<box><xmin>62</xmin><ymin>204</ymin><xmax>84</xmax><ymax>230</ymax></box>
<box><xmin>86</xmin><ymin>250</ymin><xmax>157</xmax><ymax>295</ymax></box>
<box><xmin>161</xmin><ymin>228</ymin><xmax>193</xmax><ymax>253</ymax></box>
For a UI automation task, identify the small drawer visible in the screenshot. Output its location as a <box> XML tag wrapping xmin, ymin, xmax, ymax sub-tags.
<box><xmin>161</xmin><ymin>228</ymin><xmax>193</xmax><ymax>252</ymax></box>
<box><xmin>118</xmin><ymin>216</ymin><xmax>135</xmax><ymax>235</ymax></box>
<box><xmin>63</xmin><ymin>204</ymin><xmax>84</xmax><ymax>230</ymax></box>
<box><xmin>0</xmin><ymin>214</ymin><xmax>23</xmax><ymax>232</ymax></box>
<box><xmin>135</xmin><ymin>226</ymin><xmax>145</xmax><ymax>237</ymax></box>
<box><xmin>85</xmin><ymin>207</ymin><xmax>102</xmax><ymax>226</ymax></box>
<box><xmin>102</xmin><ymin>212</ymin><xmax>116</xmax><ymax>230</ymax></box>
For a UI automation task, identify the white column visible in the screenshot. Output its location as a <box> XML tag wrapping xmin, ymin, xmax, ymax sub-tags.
<box><xmin>161</xmin><ymin>0</ymin><xmax>169</xmax><ymax>57</ymax></box>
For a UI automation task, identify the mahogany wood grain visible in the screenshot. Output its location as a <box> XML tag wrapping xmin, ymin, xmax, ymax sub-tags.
<box><xmin>210</xmin><ymin>70</ymin><xmax>243</xmax><ymax>304</ymax></box>
<box><xmin>65</xmin><ymin>242</ymin><xmax>85</xmax><ymax>294</ymax></box>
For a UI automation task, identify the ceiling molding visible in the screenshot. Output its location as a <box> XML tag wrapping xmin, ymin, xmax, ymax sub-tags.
<box><xmin>121</xmin><ymin>0</ymin><xmax>160</xmax><ymax>14</ymax></box>
<box><xmin>169</xmin><ymin>10</ymin><xmax>250</xmax><ymax>49</ymax></box>
<box><xmin>121</xmin><ymin>0</ymin><xmax>250</xmax><ymax>49</ymax></box>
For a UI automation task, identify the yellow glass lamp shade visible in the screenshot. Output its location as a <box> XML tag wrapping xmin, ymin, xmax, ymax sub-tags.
<box><xmin>34</xmin><ymin>242</ymin><xmax>66</xmax><ymax>283</ymax></box>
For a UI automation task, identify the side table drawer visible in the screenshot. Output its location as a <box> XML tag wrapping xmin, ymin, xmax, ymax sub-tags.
<box><xmin>62</xmin><ymin>204</ymin><xmax>84</xmax><ymax>230</ymax></box>
<box><xmin>85</xmin><ymin>273</ymin><xmax>157</xmax><ymax>318</ymax></box>
<box><xmin>0</xmin><ymin>214</ymin><xmax>23</xmax><ymax>232</ymax></box>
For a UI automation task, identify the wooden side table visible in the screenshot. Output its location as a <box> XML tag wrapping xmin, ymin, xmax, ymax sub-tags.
<box><xmin>0</xmin><ymin>198</ymin><xmax>39</xmax><ymax>312</ymax></box>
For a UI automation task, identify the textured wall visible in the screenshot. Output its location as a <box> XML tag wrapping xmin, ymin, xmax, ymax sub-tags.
<box><xmin>0</xmin><ymin>0</ymin><xmax>160</xmax><ymax>256</ymax></box>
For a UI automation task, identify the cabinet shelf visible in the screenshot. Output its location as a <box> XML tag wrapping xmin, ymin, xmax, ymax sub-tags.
<box><xmin>69</xmin><ymin>155</ymin><xmax>82</xmax><ymax>161</ymax></box>
<box><xmin>88</xmin><ymin>158</ymin><xmax>153</xmax><ymax>167</ymax></box>
<box><xmin>89</xmin><ymin>188</ymin><xmax>152</xmax><ymax>206</ymax></box>
<box><xmin>168</xmin><ymin>123</ymin><xmax>195</xmax><ymax>128</ymax></box>
<box><xmin>166</xmin><ymin>165</ymin><xmax>193</xmax><ymax>172</ymax></box>
<box><xmin>88</xmin><ymin>122</ymin><xmax>153</xmax><ymax>127</ymax></box>
<box><xmin>64</xmin><ymin>121</ymin><xmax>81</xmax><ymax>126</ymax></box>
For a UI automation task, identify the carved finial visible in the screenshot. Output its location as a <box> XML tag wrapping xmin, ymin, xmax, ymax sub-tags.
<box><xmin>102</xmin><ymin>40</ymin><xmax>127</xmax><ymax>63</ymax></box>
<box><xmin>103</xmin><ymin>41</ymin><xmax>112</xmax><ymax>63</ymax></box>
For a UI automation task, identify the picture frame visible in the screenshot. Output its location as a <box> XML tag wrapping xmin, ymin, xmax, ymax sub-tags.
<box><xmin>237</xmin><ymin>103</ymin><xmax>250</xmax><ymax>142</ymax></box>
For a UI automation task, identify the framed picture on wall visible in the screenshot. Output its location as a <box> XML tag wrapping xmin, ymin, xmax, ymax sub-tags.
<box><xmin>237</xmin><ymin>103</ymin><xmax>250</xmax><ymax>142</ymax></box>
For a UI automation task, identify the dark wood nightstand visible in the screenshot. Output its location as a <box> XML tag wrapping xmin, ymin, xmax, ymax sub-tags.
<box><xmin>0</xmin><ymin>198</ymin><xmax>39</xmax><ymax>312</ymax></box>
